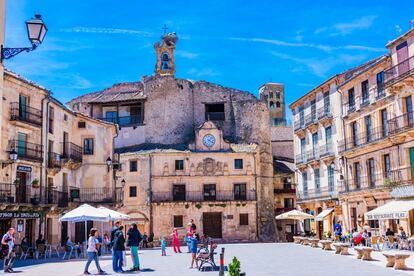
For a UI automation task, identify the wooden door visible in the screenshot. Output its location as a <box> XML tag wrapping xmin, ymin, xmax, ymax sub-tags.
<box><xmin>61</xmin><ymin>221</ymin><xmax>68</xmax><ymax>246</ymax></box>
<box><xmin>16</xmin><ymin>171</ymin><xmax>27</xmax><ymax>203</ymax></box>
<box><xmin>202</xmin><ymin>212</ymin><xmax>222</xmax><ymax>238</ymax></box>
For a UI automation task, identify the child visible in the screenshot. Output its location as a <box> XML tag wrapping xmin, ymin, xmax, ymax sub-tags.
<box><xmin>171</xmin><ymin>228</ymin><xmax>181</xmax><ymax>253</ymax></box>
<box><xmin>160</xmin><ymin>236</ymin><xmax>167</xmax><ymax>256</ymax></box>
<box><xmin>189</xmin><ymin>234</ymin><xmax>198</xmax><ymax>269</ymax></box>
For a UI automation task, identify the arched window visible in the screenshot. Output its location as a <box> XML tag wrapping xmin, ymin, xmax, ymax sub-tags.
<box><xmin>276</xmin><ymin>101</ymin><xmax>281</xmax><ymax>108</ymax></box>
<box><xmin>269</xmin><ymin>101</ymin><xmax>274</xmax><ymax>109</ymax></box>
<box><xmin>276</xmin><ymin>92</ymin><xmax>281</xmax><ymax>99</ymax></box>
<box><xmin>161</xmin><ymin>52</ymin><xmax>170</xmax><ymax>70</ymax></box>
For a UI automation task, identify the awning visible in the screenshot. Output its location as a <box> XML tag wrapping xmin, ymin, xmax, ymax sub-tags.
<box><xmin>365</xmin><ymin>200</ymin><xmax>414</xmax><ymax>220</ymax></box>
<box><xmin>315</xmin><ymin>209</ymin><xmax>334</xmax><ymax>221</ymax></box>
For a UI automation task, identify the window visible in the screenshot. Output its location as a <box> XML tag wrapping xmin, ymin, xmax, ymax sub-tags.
<box><xmin>315</xmin><ymin>169</ymin><xmax>320</xmax><ymax>192</ymax></box>
<box><xmin>405</xmin><ymin>96</ymin><xmax>413</xmax><ymax>126</ymax></box>
<box><xmin>161</xmin><ymin>52</ymin><xmax>170</xmax><ymax>70</ymax></box>
<box><xmin>351</xmin><ymin>121</ymin><xmax>358</xmax><ymax>147</ymax></box>
<box><xmin>303</xmin><ymin>172</ymin><xmax>308</xmax><ymax>196</ymax></box>
<box><xmin>269</xmin><ymin>92</ymin><xmax>274</xmax><ymax>98</ymax></box>
<box><xmin>64</xmin><ymin>114</ymin><xmax>68</xmax><ymax>121</ymax></box>
<box><xmin>312</xmin><ymin>132</ymin><xmax>318</xmax><ymax>156</ymax></box>
<box><xmin>311</xmin><ymin>99</ymin><xmax>316</xmax><ymax>120</ymax></box>
<box><xmin>269</xmin><ymin>101</ymin><xmax>274</xmax><ymax>109</ymax></box>
<box><xmin>325</xmin><ymin>126</ymin><xmax>332</xmax><ymax>148</ymax></box>
<box><xmin>381</xmin><ymin>109</ymin><xmax>388</xmax><ymax>137</ymax></box>
<box><xmin>173</xmin><ymin>215</ymin><xmax>183</xmax><ymax>228</ymax></box>
<box><xmin>17</xmin><ymin>132</ymin><xmax>27</xmax><ymax>157</ymax></box>
<box><xmin>173</xmin><ymin>184</ymin><xmax>186</xmax><ymax>201</ymax></box>
<box><xmin>365</xmin><ymin>115</ymin><xmax>372</xmax><ymax>143</ymax></box>
<box><xmin>48</xmin><ymin>106</ymin><xmax>54</xmax><ymax>134</ymax></box>
<box><xmin>284</xmin><ymin>198</ymin><xmax>294</xmax><ymax>209</ymax></box>
<box><xmin>203</xmin><ymin>184</ymin><xmax>216</xmax><ymax>201</ymax></box>
<box><xmin>367</xmin><ymin>158</ymin><xmax>375</xmax><ymax>188</ymax></box>
<box><xmin>129</xmin><ymin>104</ymin><xmax>144</xmax><ymax>125</ymax></box>
<box><xmin>130</xmin><ymin>160</ymin><xmax>138</xmax><ymax>172</ymax></box>
<box><xmin>83</xmin><ymin>138</ymin><xmax>94</xmax><ymax>155</ymax></box>
<box><xmin>361</xmin><ymin>80</ymin><xmax>369</xmax><ymax>105</ymax></box>
<box><xmin>377</xmin><ymin>71</ymin><xmax>385</xmax><ymax>96</ymax></box>
<box><xmin>175</xmin><ymin>160</ymin><xmax>184</xmax><ymax>171</ymax></box>
<box><xmin>328</xmin><ymin>163</ymin><xmax>334</xmax><ymax>192</ymax></box>
<box><xmin>234</xmin><ymin>159</ymin><xmax>243</xmax><ymax>169</ymax></box>
<box><xmin>129</xmin><ymin>186</ymin><xmax>137</xmax><ymax>197</ymax></box>
<box><xmin>299</xmin><ymin>106</ymin><xmax>304</xmax><ymax>127</ymax></box>
<box><xmin>234</xmin><ymin>183</ymin><xmax>247</xmax><ymax>200</ymax></box>
<box><xmin>354</xmin><ymin>162</ymin><xmax>361</xmax><ymax>189</ymax></box>
<box><xmin>239</xmin><ymin>214</ymin><xmax>249</xmax><ymax>226</ymax></box>
<box><xmin>105</xmin><ymin>111</ymin><xmax>118</xmax><ymax>123</ymax></box>
<box><xmin>324</xmin><ymin>92</ymin><xmax>330</xmax><ymax>113</ymax></box>
<box><xmin>205</xmin><ymin>103</ymin><xmax>225</xmax><ymax>121</ymax></box>
<box><xmin>19</xmin><ymin>94</ymin><xmax>28</xmax><ymax>119</ymax></box>
<box><xmin>276</xmin><ymin>92</ymin><xmax>281</xmax><ymax>99</ymax></box>
<box><xmin>276</xmin><ymin>101</ymin><xmax>281</xmax><ymax>108</ymax></box>
<box><xmin>78</xmin><ymin>121</ymin><xmax>86</xmax><ymax>128</ymax></box>
<box><xmin>300</xmin><ymin>138</ymin><xmax>306</xmax><ymax>159</ymax></box>
<box><xmin>383</xmin><ymin>154</ymin><xmax>391</xmax><ymax>179</ymax></box>
<box><xmin>348</xmin><ymin>88</ymin><xmax>355</xmax><ymax>110</ymax></box>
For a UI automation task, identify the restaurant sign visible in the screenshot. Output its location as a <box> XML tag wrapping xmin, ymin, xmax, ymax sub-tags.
<box><xmin>16</xmin><ymin>165</ymin><xmax>32</xmax><ymax>173</ymax></box>
<box><xmin>366</xmin><ymin>212</ymin><xmax>407</xmax><ymax>220</ymax></box>
<box><xmin>0</xmin><ymin>212</ymin><xmax>40</xmax><ymax>219</ymax></box>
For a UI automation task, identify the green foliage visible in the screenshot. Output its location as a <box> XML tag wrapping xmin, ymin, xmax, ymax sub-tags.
<box><xmin>228</xmin><ymin>256</ymin><xmax>241</xmax><ymax>276</ymax></box>
<box><xmin>185</xmin><ymin>204</ymin><xmax>190</xmax><ymax>209</ymax></box>
<box><xmin>195</xmin><ymin>203</ymin><xmax>202</xmax><ymax>209</ymax></box>
<box><xmin>384</xmin><ymin>178</ymin><xmax>399</xmax><ymax>187</ymax></box>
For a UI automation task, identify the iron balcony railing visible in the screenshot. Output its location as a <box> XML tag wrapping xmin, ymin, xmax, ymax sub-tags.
<box><xmin>99</xmin><ymin>115</ymin><xmax>144</xmax><ymax>127</ymax></box>
<box><xmin>317</xmin><ymin>107</ymin><xmax>332</xmax><ymax>120</ymax></box>
<box><xmin>69</xmin><ymin>187</ymin><xmax>123</xmax><ymax>204</ymax></box>
<box><xmin>388</xmin><ymin>167</ymin><xmax>414</xmax><ymax>186</ymax></box>
<box><xmin>342</xmin><ymin>86</ymin><xmax>389</xmax><ymax>117</ymax></box>
<box><xmin>61</xmin><ymin>142</ymin><xmax>82</xmax><ymax>163</ymax></box>
<box><xmin>340</xmin><ymin>172</ymin><xmax>400</xmax><ymax>193</ymax></box>
<box><xmin>297</xmin><ymin>186</ymin><xmax>337</xmax><ymax>201</ymax></box>
<box><xmin>294</xmin><ymin>119</ymin><xmax>305</xmax><ymax>130</ymax></box>
<box><xmin>0</xmin><ymin>183</ymin><xmax>41</xmax><ymax>204</ymax></box>
<box><xmin>45</xmin><ymin>188</ymin><xmax>69</xmax><ymax>207</ymax></box>
<box><xmin>305</xmin><ymin>113</ymin><xmax>317</xmax><ymax>126</ymax></box>
<box><xmin>8</xmin><ymin>140</ymin><xmax>43</xmax><ymax>162</ymax></box>
<box><xmin>48</xmin><ymin>152</ymin><xmax>62</xmax><ymax>169</ymax></box>
<box><xmin>338</xmin><ymin>126</ymin><xmax>388</xmax><ymax>153</ymax></box>
<box><xmin>295</xmin><ymin>153</ymin><xmax>306</xmax><ymax>164</ymax></box>
<box><xmin>151</xmin><ymin>190</ymin><xmax>257</xmax><ymax>203</ymax></box>
<box><xmin>385</xmin><ymin>55</ymin><xmax>414</xmax><ymax>87</ymax></box>
<box><xmin>307</xmin><ymin>148</ymin><xmax>319</xmax><ymax>161</ymax></box>
<box><xmin>274</xmin><ymin>183</ymin><xmax>296</xmax><ymax>194</ymax></box>
<box><xmin>10</xmin><ymin>102</ymin><xmax>42</xmax><ymax>127</ymax></box>
<box><xmin>205</xmin><ymin>112</ymin><xmax>225</xmax><ymax>121</ymax></box>
<box><xmin>320</xmin><ymin>144</ymin><xmax>334</xmax><ymax>157</ymax></box>
<box><xmin>388</xmin><ymin>112</ymin><xmax>414</xmax><ymax>135</ymax></box>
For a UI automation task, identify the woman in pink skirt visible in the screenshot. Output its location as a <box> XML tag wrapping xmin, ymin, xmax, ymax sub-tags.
<box><xmin>171</xmin><ymin>228</ymin><xmax>182</xmax><ymax>253</ymax></box>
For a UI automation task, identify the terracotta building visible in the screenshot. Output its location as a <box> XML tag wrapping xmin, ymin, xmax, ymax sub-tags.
<box><xmin>68</xmin><ymin>33</ymin><xmax>276</xmax><ymax>241</ymax></box>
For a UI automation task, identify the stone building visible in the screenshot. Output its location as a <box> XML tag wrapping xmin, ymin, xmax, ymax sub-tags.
<box><xmin>68</xmin><ymin>33</ymin><xmax>276</xmax><ymax>241</ymax></box>
<box><xmin>260</xmin><ymin>83</ymin><xmax>286</xmax><ymax>126</ymax></box>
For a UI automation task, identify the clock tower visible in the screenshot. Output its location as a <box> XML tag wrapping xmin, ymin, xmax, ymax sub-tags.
<box><xmin>191</xmin><ymin>121</ymin><xmax>230</xmax><ymax>152</ymax></box>
<box><xmin>154</xmin><ymin>31</ymin><xmax>178</xmax><ymax>76</ymax></box>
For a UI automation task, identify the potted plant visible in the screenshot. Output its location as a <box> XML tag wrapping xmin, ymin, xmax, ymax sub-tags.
<box><xmin>31</xmin><ymin>179</ymin><xmax>40</xmax><ymax>188</ymax></box>
<box><xmin>227</xmin><ymin>257</ymin><xmax>245</xmax><ymax>276</ymax></box>
<box><xmin>384</xmin><ymin>178</ymin><xmax>398</xmax><ymax>188</ymax></box>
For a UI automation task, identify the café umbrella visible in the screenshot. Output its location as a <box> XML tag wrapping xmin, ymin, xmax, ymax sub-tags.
<box><xmin>59</xmin><ymin>204</ymin><xmax>110</xmax><ymax>247</ymax></box>
<box><xmin>97</xmin><ymin>206</ymin><xmax>129</xmax><ymax>221</ymax></box>
<box><xmin>276</xmin><ymin>209</ymin><xmax>314</xmax><ymax>220</ymax></box>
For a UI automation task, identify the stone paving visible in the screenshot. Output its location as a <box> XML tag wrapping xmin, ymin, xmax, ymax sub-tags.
<box><xmin>3</xmin><ymin>243</ymin><xmax>414</xmax><ymax>275</ymax></box>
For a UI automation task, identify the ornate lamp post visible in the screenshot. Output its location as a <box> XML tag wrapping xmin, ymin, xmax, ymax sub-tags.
<box><xmin>106</xmin><ymin>157</ymin><xmax>112</xmax><ymax>172</ymax></box>
<box><xmin>1</xmin><ymin>14</ymin><xmax>48</xmax><ymax>61</ymax></box>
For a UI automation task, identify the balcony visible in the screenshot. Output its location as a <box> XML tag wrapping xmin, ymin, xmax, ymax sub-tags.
<box><xmin>305</xmin><ymin>113</ymin><xmax>317</xmax><ymax>127</ymax></box>
<box><xmin>295</xmin><ymin>153</ymin><xmax>307</xmax><ymax>166</ymax></box>
<box><xmin>274</xmin><ymin>183</ymin><xmax>296</xmax><ymax>194</ymax></box>
<box><xmin>99</xmin><ymin>115</ymin><xmax>143</xmax><ymax>127</ymax></box>
<box><xmin>385</xmin><ymin>55</ymin><xmax>414</xmax><ymax>88</ymax></box>
<box><xmin>61</xmin><ymin>142</ymin><xmax>82</xmax><ymax>163</ymax></box>
<box><xmin>297</xmin><ymin>186</ymin><xmax>337</xmax><ymax>202</ymax></box>
<box><xmin>151</xmin><ymin>190</ymin><xmax>257</xmax><ymax>203</ymax></box>
<box><xmin>8</xmin><ymin>140</ymin><xmax>43</xmax><ymax>162</ymax></box>
<box><xmin>44</xmin><ymin>188</ymin><xmax>69</xmax><ymax>208</ymax></box>
<box><xmin>0</xmin><ymin>183</ymin><xmax>41</xmax><ymax>205</ymax></box>
<box><xmin>339</xmin><ymin>172</ymin><xmax>401</xmax><ymax>194</ymax></box>
<box><xmin>388</xmin><ymin>112</ymin><xmax>414</xmax><ymax>136</ymax></box>
<box><xmin>343</xmin><ymin>87</ymin><xmax>391</xmax><ymax>118</ymax></box>
<box><xmin>10</xmin><ymin>102</ymin><xmax>42</xmax><ymax>127</ymax></box>
<box><xmin>320</xmin><ymin>144</ymin><xmax>334</xmax><ymax>158</ymax></box>
<box><xmin>360</xmin><ymin>96</ymin><xmax>370</xmax><ymax>108</ymax></box>
<box><xmin>69</xmin><ymin>187</ymin><xmax>123</xmax><ymax>204</ymax></box>
<box><xmin>338</xmin><ymin>126</ymin><xmax>388</xmax><ymax>153</ymax></box>
<box><xmin>48</xmin><ymin>152</ymin><xmax>62</xmax><ymax>169</ymax></box>
<box><xmin>317</xmin><ymin>107</ymin><xmax>333</xmax><ymax>125</ymax></box>
<box><xmin>306</xmin><ymin>149</ymin><xmax>319</xmax><ymax>162</ymax></box>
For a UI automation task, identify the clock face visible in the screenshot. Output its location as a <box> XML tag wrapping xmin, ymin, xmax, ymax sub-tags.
<box><xmin>203</xmin><ymin>134</ymin><xmax>216</xmax><ymax>148</ymax></box>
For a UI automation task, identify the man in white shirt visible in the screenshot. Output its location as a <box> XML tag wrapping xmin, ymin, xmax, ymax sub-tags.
<box><xmin>2</xmin><ymin>228</ymin><xmax>15</xmax><ymax>273</ymax></box>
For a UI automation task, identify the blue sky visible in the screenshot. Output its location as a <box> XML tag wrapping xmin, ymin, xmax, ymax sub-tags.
<box><xmin>5</xmin><ymin>0</ymin><xmax>414</xmax><ymax>109</ymax></box>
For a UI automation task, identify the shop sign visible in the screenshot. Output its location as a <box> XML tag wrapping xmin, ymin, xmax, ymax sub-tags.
<box><xmin>0</xmin><ymin>212</ymin><xmax>40</xmax><ymax>219</ymax></box>
<box><xmin>366</xmin><ymin>212</ymin><xmax>407</xmax><ymax>220</ymax></box>
<box><xmin>17</xmin><ymin>220</ymin><xmax>24</xmax><ymax>232</ymax></box>
<box><xmin>16</xmin><ymin>165</ymin><xmax>32</xmax><ymax>173</ymax></box>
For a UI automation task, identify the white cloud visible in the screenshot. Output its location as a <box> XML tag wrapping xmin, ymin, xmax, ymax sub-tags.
<box><xmin>187</xmin><ymin>67</ymin><xmax>219</xmax><ymax>77</ymax></box>
<box><xmin>60</xmin><ymin>27</ymin><xmax>153</xmax><ymax>37</ymax></box>
<box><xmin>315</xmin><ymin>15</ymin><xmax>377</xmax><ymax>36</ymax></box>
<box><xmin>176</xmin><ymin>50</ymin><xmax>199</xmax><ymax>59</ymax></box>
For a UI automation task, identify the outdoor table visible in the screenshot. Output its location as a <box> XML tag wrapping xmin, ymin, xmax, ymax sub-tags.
<box><xmin>333</xmin><ymin>243</ymin><xmax>349</xmax><ymax>255</ymax></box>
<box><xmin>320</xmin><ymin>240</ymin><xmax>333</xmax><ymax>250</ymax></box>
<box><xmin>354</xmin><ymin>246</ymin><xmax>373</xmax><ymax>260</ymax></box>
<box><xmin>309</xmin><ymin>238</ymin><xmax>320</xmax><ymax>248</ymax></box>
<box><xmin>293</xmin><ymin>236</ymin><xmax>302</xmax><ymax>244</ymax></box>
<box><xmin>383</xmin><ymin>252</ymin><xmax>411</xmax><ymax>270</ymax></box>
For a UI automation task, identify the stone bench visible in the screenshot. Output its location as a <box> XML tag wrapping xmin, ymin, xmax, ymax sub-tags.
<box><xmin>354</xmin><ymin>246</ymin><xmax>374</xmax><ymax>261</ymax></box>
<box><xmin>301</xmin><ymin>237</ymin><xmax>310</xmax><ymax>246</ymax></box>
<box><xmin>333</xmin><ymin>243</ymin><xmax>349</xmax><ymax>255</ymax></box>
<box><xmin>320</xmin><ymin>240</ymin><xmax>333</xmax><ymax>251</ymax></box>
<box><xmin>309</xmin><ymin>238</ymin><xmax>320</xmax><ymax>248</ymax></box>
<box><xmin>293</xmin><ymin>236</ymin><xmax>302</xmax><ymax>244</ymax></box>
<box><xmin>383</xmin><ymin>252</ymin><xmax>411</xmax><ymax>270</ymax></box>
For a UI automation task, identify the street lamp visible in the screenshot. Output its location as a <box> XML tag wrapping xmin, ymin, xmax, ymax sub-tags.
<box><xmin>1</xmin><ymin>14</ymin><xmax>48</xmax><ymax>61</ymax></box>
<box><xmin>106</xmin><ymin>157</ymin><xmax>112</xmax><ymax>172</ymax></box>
<box><xmin>9</xmin><ymin>149</ymin><xmax>18</xmax><ymax>161</ymax></box>
<box><xmin>121</xmin><ymin>179</ymin><xmax>126</xmax><ymax>188</ymax></box>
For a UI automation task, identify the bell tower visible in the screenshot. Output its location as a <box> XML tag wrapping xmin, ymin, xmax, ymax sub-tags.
<box><xmin>154</xmin><ymin>30</ymin><xmax>178</xmax><ymax>76</ymax></box>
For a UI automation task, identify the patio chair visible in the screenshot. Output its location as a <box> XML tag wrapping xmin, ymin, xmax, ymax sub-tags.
<box><xmin>197</xmin><ymin>244</ymin><xmax>217</xmax><ymax>271</ymax></box>
<box><xmin>386</xmin><ymin>236</ymin><xmax>398</xmax><ymax>250</ymax></box>
<box><xmin>36</xmin><ymin>244</ymin><xmax>47</xmax><ymax>259</ymax></box>
<box><xmin>371</xmin><ymin>236</ymin><xmax>383</xmax><ymax>251</ymax></box>
<box><xmin>62</xmin><ymin>245</ymin><xmax>74</xmax><ymax>260</ymax></box>
<box><xmin>20</xmin><ymin>245</ymin><xmax>35</xmax><ymax>260</ymax></box>
<box><xmin>47</xmin><ymin>244</ymin><xmax>60</xmax><ymax>258</ymax></box>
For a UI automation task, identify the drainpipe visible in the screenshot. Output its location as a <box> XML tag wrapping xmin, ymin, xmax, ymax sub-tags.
<box><xmin>149</xmin><ymin>153</ymin><xmax>153</xmax><ymax>234</ymax></box>
<box><xmin>112</xmin><ymin>125</ymin><xmax>119</xmax><ymax>203</ymax></box>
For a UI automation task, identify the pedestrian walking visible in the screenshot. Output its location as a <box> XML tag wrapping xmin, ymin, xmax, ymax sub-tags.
<box><xmin>160</xmin><ymin>236</ymin><xmax>167</xmax><ymax>256</ymax></box>
<box><xmin>1</xmin><ymin>228</ymin><xmax>15</xmax><ymax>273</ymax></box>
<box><xmin>84</xmin><ymin>228</ymin><xmax>106</xmax><ymax>275</ymax></box>
<box><xmin>189</xmin><ymin>233</ymin><xmax>198</xmax><ymax>269</ymax></box>
<box><xmin>127</xmin><ymin>223</ymin><xmax>142</xmax><ymax>271</ymax></box>
<box><xmin>171</xmin><ymin>228</ymin><xmax>181</xmax><ymax>253</ymax></box>
<box><xmin>185</xmin><ymin>223</ymin><xmax>194</xmax><ymax>253</ymax></box>
<box><xmin>112</xmin><ymin>225</ymin><xmax>126</xmax><ymax>273</ymax></box>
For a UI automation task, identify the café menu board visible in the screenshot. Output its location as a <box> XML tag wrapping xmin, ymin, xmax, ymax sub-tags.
<box><xmin>0</xmin><ymin>212</ymin><xmax>40</xmax><ymax>219</ymax></box>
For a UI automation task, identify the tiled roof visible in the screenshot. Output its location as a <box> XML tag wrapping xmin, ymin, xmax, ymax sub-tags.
<box><xmin>340</xmin><ymin>55</ymin><xmax>389</xmax><ymax>86</ymax></box>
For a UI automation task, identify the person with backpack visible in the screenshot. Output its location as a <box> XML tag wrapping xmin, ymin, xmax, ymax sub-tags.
<box><xmin>127</xmin><ymin>223</ymin><xmax>142</xmax><ymax>271</ymax></box>
<box><xmin>84</xmin><ymin>228</ymin><xmax>106</xmax><ymax>275</ymax></box>
<box><xmin>112</xmin><ymin>225</ymin><xmax>125</xmax><ymax>273</ymax></box>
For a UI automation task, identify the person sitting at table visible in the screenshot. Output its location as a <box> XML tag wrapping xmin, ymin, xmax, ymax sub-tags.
<box><xmin>398</xmin><ymin>227</ymin><xmax>407</xmax><ymax>239</ymax></box>
<box><xmin>352</xmin><ymin>228</ymin><xmax>364</xmax><ymax>246</ymax></box>
<box><xmin>385</xmin><ymin>228</ymin><xmax>394</xmax><ymax>236</ymax></box>
<box><xmin>361</xmin><ymin>229</ymin><xmax>369</xmax><ymax>246</ymax></box>
<box><xmin>65</xmin><ymin>237</ymin><xmax>81</xmax><ymax>256</ymax></box>
<box><xmin>35</xmin><ymin>234</ymin><xmax>46</xmax><ymax>247</ymax></box>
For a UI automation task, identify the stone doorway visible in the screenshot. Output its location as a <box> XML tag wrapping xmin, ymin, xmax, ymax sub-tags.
<box><xmin>202</xmin><ymin>212</ymin><xmax>222</xmax><ymax>238</ymax></box>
